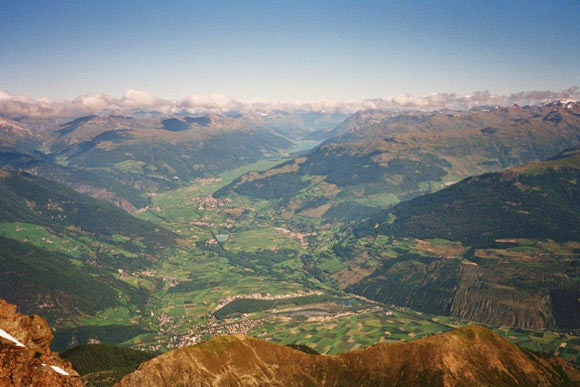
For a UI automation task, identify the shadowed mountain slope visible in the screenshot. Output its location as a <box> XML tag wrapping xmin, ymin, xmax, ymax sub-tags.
<box><xmin>0</xmin><ymin>151</ymin><xmax>151</xmax><ymax>211</ymax></box>
<box><xmin>0</xmin><ymin>236</ymin><xmax>128</xmax><ymax>325</ymax></box>
<box><xmin>216</xmin><ymin>102</ymin><xmax>580</xmax><ymax>224</ymax></box>
<box><xmin>0</xmin><ymin>169</ymin><xmax>174</xmax><ymax>251</ymax></box>
<box><xmin>354</xmin><ymin>145</ymin><xmax>580</xmax><ymax>246</ymax></box>
<box><xmin>60</xmin><ymin>343</ymin><xmax>157</xmax><ymax>386</ymax></box>
<box><xmin>338</xmin><ymin>146</ymin><xmax>580</xmax><ymax>329</ymax></box>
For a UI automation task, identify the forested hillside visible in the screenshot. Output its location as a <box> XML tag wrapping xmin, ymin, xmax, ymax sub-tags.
<box><xmin>334</xmin><ymin>146</ymin><xmax>580</xmax><ymax>329</ymax></box>
<box><xmin>216</xmin><ymin>103</ymin><xmax>580</xmax><ymax>224</ymax></box>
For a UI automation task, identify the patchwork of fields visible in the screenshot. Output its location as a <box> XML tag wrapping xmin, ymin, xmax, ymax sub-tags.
<box><xmin>33</xmin><ymin>157</ymin><xmax>580</xmax><ymax>367</ymax></box>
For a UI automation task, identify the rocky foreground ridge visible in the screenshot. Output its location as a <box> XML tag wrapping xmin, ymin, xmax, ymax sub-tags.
<box><xmin>0</xmin><ymin>298</ymin><xmax>81</xmax><ymax>386</ymax></box>
<box><xmin>1</xmin><ymin>296</ymin><xmax>579</xmax><ymax>386</ymax></box>
<box><xmin>119</xmin><ymin>325</ymin><xmax>580</xmax><ymax>387</ymax></box>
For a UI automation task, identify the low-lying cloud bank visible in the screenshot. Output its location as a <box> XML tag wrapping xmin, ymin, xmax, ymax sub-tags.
<box><xmin>1</xmin><ymin>86</ymin><xmax>578</xmax><ymax>118</ymax></box>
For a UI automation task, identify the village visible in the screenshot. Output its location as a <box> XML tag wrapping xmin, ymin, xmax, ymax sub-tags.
<box><xmin>145</xmin><ymin>312</ymin><xmax>265</xmax><ymax>351</ymax></box>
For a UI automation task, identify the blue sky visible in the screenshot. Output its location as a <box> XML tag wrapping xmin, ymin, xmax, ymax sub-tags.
<box><xmin>1</xmin><ymin>0</ymin><xmax>579</xmax><ymax>101</ymax></box>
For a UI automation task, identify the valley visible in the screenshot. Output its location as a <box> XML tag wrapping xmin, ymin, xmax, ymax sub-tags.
<box><xmin>1</xmin><ymin>101</ymin><xmax>580</xmax><ymax>385</ymax></box>
<box><xmin>4</xmin><ymin>3</ymin><xmax>580</xmax><ymax>385</ymax></box>
<box><xmin>29</xmin><ymin>151</ymin><xmax>577</xmax><ymax>368</ymax></box>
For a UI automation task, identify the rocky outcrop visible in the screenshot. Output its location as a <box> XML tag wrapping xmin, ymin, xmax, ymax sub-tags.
<box><xmin>0</xmin><ymin>298</ymin><xmax>82</xmax><ymax>386</ymax></box>
<box><xmin>118</xmin><ymin>325</ymin><xmax>580</xmax><ymax>387</ymax></box>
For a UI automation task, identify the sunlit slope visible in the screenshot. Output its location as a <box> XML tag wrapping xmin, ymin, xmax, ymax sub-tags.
<box><xmin>46</xmin><ymin>114</ymin><xmax>292</xmax><ymax>193</ymax></box>
<box><xmin>118</xmin><ymin>325</ymin><xmax>580</xmax><ymax>387</ymax></box>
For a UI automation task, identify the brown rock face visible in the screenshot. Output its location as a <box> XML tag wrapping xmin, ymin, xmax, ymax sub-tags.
<box><xmin>118</xmin><ymin>325</ymin><xmax>580</xmax><ymax>387</ymax></box>
<box><xmin>0</xmin><ymin>298</ymin><xmax>82</xmax><ymax>387</ymax></box>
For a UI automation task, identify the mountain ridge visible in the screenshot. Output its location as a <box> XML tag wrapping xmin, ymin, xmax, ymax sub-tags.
<box><xmin>117</xmin><ymin>325</ymin><xmax>580</xmax><ymax>387</ymax></box>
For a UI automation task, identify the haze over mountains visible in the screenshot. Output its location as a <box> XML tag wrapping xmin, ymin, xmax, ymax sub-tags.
<box><xmin>2</xmin><ymin>86</ymin><xmax>579</xmax><ymax>117</ymax></box>
<box><xmin>0</xmin><ymin>103</ymin><xmax>352</xmax><ymax>210</ymax></box>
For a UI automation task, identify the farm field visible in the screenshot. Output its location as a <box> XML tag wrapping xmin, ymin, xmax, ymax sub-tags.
<box><xmin>31</xmin><ymin>155</ymin><xmax>577</xmax><ymax>367</ymax></box>
<box><xmin>1</xmin><ymin>137</ymin><xmax>578</xmax><ymax>370</ymax></box>
<box><xmin>110</xmin><ymin>159</ymin><xmax>580</xmax><ymax>367</ymax></box>
<box><xmin>251</xmin><ymin>308</ymin><xmax>452</xmax><ymax>354</ymax></box>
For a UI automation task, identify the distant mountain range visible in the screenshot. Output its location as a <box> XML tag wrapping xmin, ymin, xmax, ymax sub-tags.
<box><xmin>0</xmin><ymin>117</ymin><xmax>41</xmax><ymax>155</ymax></box>
<box><xmin>0</xmin><ymin>110</ymin><xmax>346</xmax><ymax>212</ymax></box>
<box><xmin>215</xmin><ymin>102</ymin><xmax>580</xmax><ymax>223</ymax></box>
<box><xmin>45</xmin><ymin>114</ymin><xmax>293</xmax><ymax>194</ymax></box>
<box><xmin>1</xmin><ymin>100</ymin><xmax>580</xmax><ymax>385</ymax></box>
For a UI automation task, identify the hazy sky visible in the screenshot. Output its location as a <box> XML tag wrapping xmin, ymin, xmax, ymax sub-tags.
<box><xmin>2</xmin><ymin>0</ymin><xmax>579</xmax><ymax>102</ymax></box>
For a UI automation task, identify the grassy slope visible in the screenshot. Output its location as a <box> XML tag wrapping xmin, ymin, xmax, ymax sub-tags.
<box><xmin>117</xmin><ymin>325</ymin><xmax>580</xmax><ymax>387</ymax></box>
<box><xmin>0</xmin><ymin>170</ymin><xmax>177</xmax><ymax>332</ymax></box>
<box><xmin>0</xmin><ymin>169</ymin><xmax>174</xmax><ymax>252</ymax></box>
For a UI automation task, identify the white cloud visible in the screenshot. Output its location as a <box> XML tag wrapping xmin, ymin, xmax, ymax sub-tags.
<box><xmin>72</xmin><ymin>93</ymin><xmax>114</xmax><ymax>111</ymax></box>
<box><xmin>180</xmin><ymin>93</ymin><xmax>240</xmax><ymax>111</ymax></box>
<box><xmin>0</xmin><ymin>91</ymin><xmax>60</xmax><ymax>116</ymax></box>
<box><xmin>0</xmin><ymin>86</ymin><xmax>578</xmax><ymax>118</ymax></box>
<box><xmin>121</xmin><ymin>89</ymin><xmax>165</xmax><ymax>108</ymax></box>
